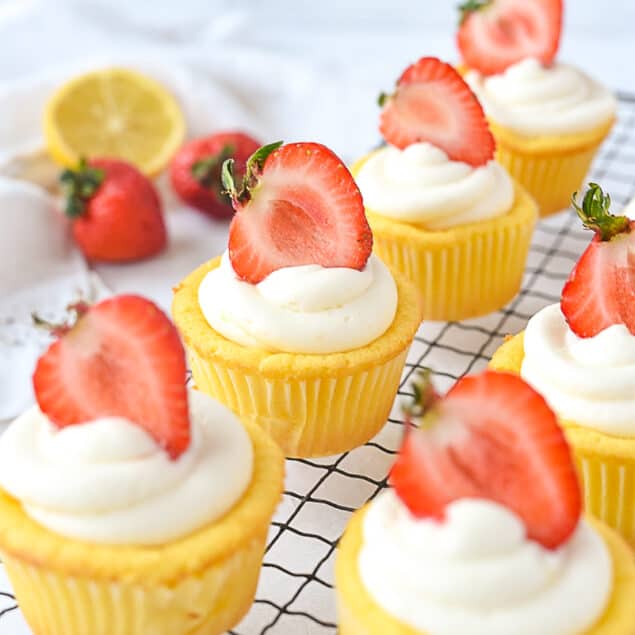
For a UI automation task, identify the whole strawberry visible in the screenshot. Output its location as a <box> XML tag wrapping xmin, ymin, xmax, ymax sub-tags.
<box><xmin>61</xmin><ymin>158</ymin><xmax>166</xmax><ymax>262</ymax></box>
<box><xmin>170</xmin><ymin>131</ymin><xmax>261</xmax><ymax>220</ymax></box>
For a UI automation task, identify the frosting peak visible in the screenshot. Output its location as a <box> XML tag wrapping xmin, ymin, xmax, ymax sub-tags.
<box><xmin>0</xmin><ymin>389</ymin><xmax>254</xmax><ymax>545</ymax></box>
<box><xmin>355</xmin><ymin>142</ymin><xmax>514</xmax><ymax>230</ymax></box>
<box><xmin>359</xmin><ymin>490</ymin><xmax>612</xmax><ymax>635</ymax></box>
<box><xmin>521</xmin><ymin>303</ymin><xmax>635</xmax><ymax>434</ymax></box>
<box><xmin>198</xmin><ymin>252</ymin><xmax>397</xmax><ymax>354</ymax></box>
<box><xmin>466</xmin><ymin>59</ymin><xmax>616</xmax><ymax>136</ymax></box>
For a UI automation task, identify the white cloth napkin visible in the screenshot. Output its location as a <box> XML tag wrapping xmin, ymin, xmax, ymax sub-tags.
<box><xmin>0</xmin><ymin>177</ymin><xmax>108</xmax><ymax>420</ymax></box>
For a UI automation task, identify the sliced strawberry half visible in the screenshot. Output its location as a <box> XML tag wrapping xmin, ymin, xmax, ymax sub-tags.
<box><xmin>390</xmin><ymin>370</ymin><xmax>581</xmax><ymax>550</ymax></box>
<box><xmin>379</xmin><ymin>57</ymin><xmax>495</xmax><ymax>166</ymax></box>
<box><xmin>223</xmin><ymin>141</ymin><xmax>372</xmax><ymax>284</ymax></box>
<box><xmin>457</xmin><ymin>0</ymin><xmax>563</xmax><ymax>76</ymax></box>
<box><xmin>561</xmin><ymin>183</ymin><xmax>635</xmax><ymax>338</ymax></box>
<box><xmin>33</xmin><ymin>295</ymin><xmax>190</xmax><ymax>459</ymax></box>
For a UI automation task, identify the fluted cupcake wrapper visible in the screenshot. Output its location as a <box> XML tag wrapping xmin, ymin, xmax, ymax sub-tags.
<box><xmin>370</xmin><ymin>218</ymin><xmax>533</xmax><ymax>321</ymax></box>
<box><xmin>488</xmin><ymin>117</ymin><xmax>615</xmax><ymax>218</ymax></box>
<box><xmin>0</xmin><ymin>420</ymin><xmax>284</xmax><ymax>635</ymax></box>
<box><xmin>335</xmin><ymin>506</ymin><xmax>635</xmax><ymax>635</ymax></box>
<box><xmin>2</xmin><ymin>530</ymin><xmax>267</xmax><ymax>635</ymax></box>
<box><xmin>189</xmin><ymin>347</ymin><xmax>408</xmax><ymax>458</ymax></box>
<box><xmin>496</xmin><ymin>143</ymin><xmax>604</xmax><ymax>218</ymax></box>
<box><xmin>173</xmin><ymin>257</ymin><xmax>423</xmax><ymax>459</ymax></box>
<box><xmin>574</xmin><ymin>447</ymin><xmax>635</xmax><ymax>546</ymax></box>
<box><xmin>365</xmin><ymin>184</ymin><xmax>537</xmax><ymax>322</ymax></box>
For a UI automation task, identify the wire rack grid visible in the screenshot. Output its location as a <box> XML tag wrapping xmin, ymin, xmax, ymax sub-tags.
<box><xmin>1</xmin><ymin>94</ymin><xmax>635</xmax><ymax>635</ymax></box>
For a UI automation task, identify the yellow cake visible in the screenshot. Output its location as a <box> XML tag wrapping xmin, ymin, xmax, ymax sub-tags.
<box><xmin>489</xmin><ymin>118</ymin><xmax>615</xmax><ymax>217</ymax></box>
<box><xmin>491</xmin><ymin>333</ymin><xmax>635</xmax><ymax>546</ymax></box>
<box><xmin>336</xmin><ymin>504</ymin><xmax>635</xmax><ymax>635</ymax></box>
<box><xmin>0</xmin><ymin>418</ymin><xmax>284</xmax><ymax>635</ymax></box>
<box><xmin>351</xmin><ymin>155</ymin><xmax>537</xmax><ymax>321</ymax></box>
<box><xmin>172</xmin><ymin>256</ymin><xmax>422</xmax><ymax>458</ymax></box>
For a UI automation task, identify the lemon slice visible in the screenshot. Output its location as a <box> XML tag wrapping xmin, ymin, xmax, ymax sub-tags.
<box><xmin>44</xmin><ymin>67</ymin><xmax>185</xmax><ymax>177</ymax></box>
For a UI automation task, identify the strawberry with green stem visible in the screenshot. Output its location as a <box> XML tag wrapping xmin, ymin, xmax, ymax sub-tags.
<box><xmin>33</xmin><ymin>295</ymin><xmax>190</xmax><ymax>460</ymax></box>
<box><xmin>221</xmin><ymin>141</ymin><xmax>373</xmax><ymax>284</ymax></box>
<box><xmin>390</xmin><ymin>369</ymin><xmax>581</xmax><ymax>550</ymax></box>
<box><xmin>561</xmin><ymin>183</ymin><xmax>635</xmax><ymax>337</ymax></box>
<box><xmin>170</xmin><ymin>132</ymin><xmax>261</xmax><ymax>220</ymax></box>
<box><xmin>61</xmin><ymin>158</ymin><xmax>166</xmax><ymax>263</ymax></box>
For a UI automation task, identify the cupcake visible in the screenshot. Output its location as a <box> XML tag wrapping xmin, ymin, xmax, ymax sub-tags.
<box><xmin>172</xmin><ymin>141</ymin><xmax>422</xmax><ymax>458</ymax></box>
<box><xmin>491</xmin><ymin>183</ymin><xmax>635</xmax><ymax>544</ymax></box>
<box><xmin>0</xmin><ymin>295</ymin><xmax>284</xmax><ymax>635</ymax></box>
<box><xmin>336</xmin><ymin>370</ymin><xmax>635</xmax><ymax>635</ymax></box>
<box><xmin>352</xmin><ymin>57</ymin><xmax>537</xmax><ymax>321</ymax></box>
<box><xmin>458</xmin><ymin>0</ymin><xmax>617</xmax><ymax>217</ymax></box>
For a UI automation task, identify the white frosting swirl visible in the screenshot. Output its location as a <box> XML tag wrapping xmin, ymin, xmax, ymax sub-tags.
<box><xmin>466</xmin><ymin>58</ymin><xmax>617</xmax><ymax>136</ymax></box>
<box><xmin>355</xmin><ymin>143</ymin><xmax>514</xmax><ymax>229</ymax></box>
<box><xmin>198</xmin><ymin>252</ymin><xmax>397</xmax><ymax>354</ymax></box>
<box><xmin>359</xmin><ymin>490</ymin><xmax>612</xmax><ymax>635</ymax></box>
<box><xmin>521</xmin><ymin>304</ymin><xmax>635</xmax><ymax>435</ymax></box>
<box><xmin>0</xmin><ymin>390</ymin><xmax>254</xmax><ymax>545</ymax></box>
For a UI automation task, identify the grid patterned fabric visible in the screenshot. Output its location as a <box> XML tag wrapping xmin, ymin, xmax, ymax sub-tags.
<box><xmin>1</xmin><ymin>93</ymin><xmax>635</xmax><ymax>635</ymax></box>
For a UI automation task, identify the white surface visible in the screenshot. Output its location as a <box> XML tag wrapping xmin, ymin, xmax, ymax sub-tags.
<box><xmin>0</xmin><ymin>390</ymin><xmax>254</xmax><ymax>545</ymax></box>
<box><xmin>0</xmin><ymin>0</ymin><xmax>634</xmax><ymax>162</ymax></box>
<box><xmin>0</xmin><ymin>178</ymin><xmax>97</xmax><ymax>420</ymax></box>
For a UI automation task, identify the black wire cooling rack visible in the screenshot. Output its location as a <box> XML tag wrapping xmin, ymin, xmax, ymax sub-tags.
<box><xmin>2</xmin><ymin>93</ymin><xmax>635</xmax><ymax>635</ymax></box>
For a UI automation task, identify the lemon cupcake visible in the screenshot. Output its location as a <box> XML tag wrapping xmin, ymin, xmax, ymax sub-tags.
<box><xmin>173</xmin><ymin>141</ymin><xmax>422</xmax><ymax>458</ymax></box>
<box><xmin>336</xmin><ymin>370</ymin><xmax>635</xmax><ymax>635</ymax></box>
<box><xmin>353</xmin><ymin>57</ymin><xmax>537</xmax><ymax>321</ymax></box>
<box><xmin>491</xmin><ymin>184</ymin><xmax>635</xmax><ymax>544</ymax></box>
<box><xmin>0</xmin><ymin>295</ymin><xmax>284</xmax><ymax>635</ymax></box>
<box><xmin>458</xmin><ymin>0</ymin><xmax>616</xmax><ymax>217</ymax></box>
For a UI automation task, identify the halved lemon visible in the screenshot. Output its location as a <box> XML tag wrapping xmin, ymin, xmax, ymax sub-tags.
<box><xmin>43</xmin><ymin>67</ymin><xmax>185</xmax><ymax>177</ymax></box>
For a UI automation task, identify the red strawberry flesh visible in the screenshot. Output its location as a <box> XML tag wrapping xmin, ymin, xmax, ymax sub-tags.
<box><xmin>457</xmin><ymin>0</ymin><xmax>563</xmax><ymax>76</ymax></box>
<box><xmin>226</xmin><ymin>142</ymin><xmax>373</xmax><ymax>284</ymax></box>
<box><xmin>379</xmin><ymin>57</ymin><xmax>495</xmax><ymax>166</ymax></box>
<box><xmin>33</xmin><ymin>295</ymin><xmax>190</xmax><ymax>459</ymax></box>
<box><xmin>390</xmin><ymin>370</ymin><xmax>581</xmax><ymax>550</ymax></box>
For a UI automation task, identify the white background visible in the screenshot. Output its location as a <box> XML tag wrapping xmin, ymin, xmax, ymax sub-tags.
<box><xmin>0</xmin><ymin>0</ymin><xmax>633</xmax><ymax>161</ymax></box>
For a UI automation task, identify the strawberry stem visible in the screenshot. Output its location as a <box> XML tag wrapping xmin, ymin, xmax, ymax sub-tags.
<box><xmin>221</xmin><ymin>141</ymin><xmax>283</xmax><ymax>207</ymax></box>
<box><xmin>59</xmin><ymin>158</ymin><xmax>105</xmax><ymax>219</ymax></box>
<box><xmin>403</xmin><ymin>369</ymin><xmax>441</xmax><ymax>421</ymax></box>
<box><xmin>458</xmin><ymin>0</ymin><xmax>493</xmax><ymax>24</ymax></box>
<box><xmin>32</xmin><ymin>301</ymin><xmax>91</xmax><ymax>338</ymax></box>
<box><xmin>191</xmin><ymin>144</ymin><xmax>235</xmax><ymax>189</ymax></box>
<box><xmin>572</xmin><ymin>183</ymin><xmax>631</xmax><ymax>242</ymax></box>
<box><xmin>377</xmin><ymin>92</ymin><xmax>390</xmax><ymax>107</ymax></box>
